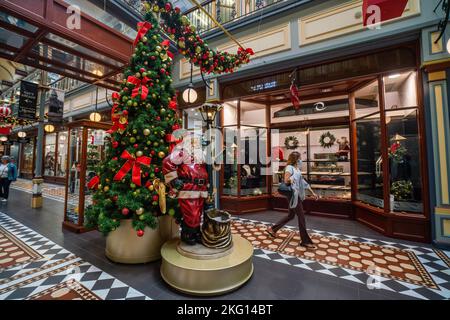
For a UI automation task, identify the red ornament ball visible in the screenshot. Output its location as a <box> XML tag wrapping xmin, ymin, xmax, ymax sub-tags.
<box><xmin>122</xmin><ymin>110</ymin><xmax>128</xmax><ymax>116</ymax></box>
<box><xmin>152</xmin><ymin>195</ymin><xmax>159</xmax><ymax>201</ymax></box>
<box><xmin>122</xmin><ymin>208</ymin><xmax>129</xmax><ymax>216</ymax></box>
<box><xmin>112</xmin><ymin>195</ymin><xmax>118</xmax><ymax>202</ymax></box>
<box><xmin>134</xmin><ymin>144</ymin><xmax>139</xmax><ymax>148</ymax></box>
<box><xmin>140</xmin><ymin>68</ymin><xmax>146</xmax><ymax>73</ymax></box>
<box><xmin>150</xmin><ymin>150</ymin><xmax>155</xmax><ymax>155</ymax></box>
<box><xmin>165</xmin><ymin>3</ymin><xmax>172</xmax><ymax>11</ymax></box>
<box><xmin>137</xmin><ymin>230</ymin><xmax>144</xmax><ymax>237</ymax></box>
<box><xmin>112</xmin><ymin>141</ymin><xmax>119</xmax><ymax>148</ymax></box>
<box><xmin>154</xmin><ymin>167</ymin><xmax>160</xmax><ymax>173</ymax></box>
<box><xmin>175</xmin><ymin>7</ymin><xmax>181</xmax><ymax>14</ymax></box>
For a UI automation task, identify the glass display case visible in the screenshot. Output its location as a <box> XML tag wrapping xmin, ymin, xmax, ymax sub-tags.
<box><xmin>272</xmin><ymin>126</ymin><xmax>351</xmax><ymax>200</ymax></box>
<box><xmin>353</xmin><ymin>70</ymin><xmax>424</xmax><ymax>214</ymax></box>
<box><xmin>63</xmin><ymin>120</ymin><xmax>110</xmax><ymax>233</ymax></box>
<box><xmin>222</xmin><ymin>125</ymin><xmax>269</xmax><ymax>197</ymax></box>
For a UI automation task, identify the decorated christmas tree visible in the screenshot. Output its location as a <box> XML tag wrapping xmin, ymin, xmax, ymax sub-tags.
<box><xmin>85</xmin><ymin>0</ymin><xmax>253</xmax><ymax>237</ymax></box>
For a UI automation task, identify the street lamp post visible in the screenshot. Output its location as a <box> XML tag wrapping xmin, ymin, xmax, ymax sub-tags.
<box><xmin>199</xmin><ymin>102</ymin><xmax>222</xmax><ymax>210</ymax></box>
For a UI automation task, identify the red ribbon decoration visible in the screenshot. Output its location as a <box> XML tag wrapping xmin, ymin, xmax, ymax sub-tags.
<box><xmin>127</xmin><ymin>76</ymin><xmax>150</xmax><ymax>101</ymax></box>
<box><xmin>113</xmin><ymin>150</ymin><xmax>151</xmax><ymax>186</ymax></box>
<box><xmin>87</xmin><ymin>176</ymin><xmax>100</xmax><ymax>190</ymax></box>
<box><xmin>107</xmin><ymin>104</ymin><xmax>128</xmax><ymax>134</ymax></box>
<box><xmin>134</xmin><ymin>21</ymin><xmax>152</xmax><ymax>46</ymax></box>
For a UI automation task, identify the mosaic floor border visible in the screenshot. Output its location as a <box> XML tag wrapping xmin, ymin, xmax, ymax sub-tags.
<box><xmin>0</xmin><ymin>212</ymin><xmax>149</xmax><ymax>300</ymax></box>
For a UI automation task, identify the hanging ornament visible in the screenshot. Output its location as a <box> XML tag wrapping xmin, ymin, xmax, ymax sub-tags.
<box><xmin>137</xmin><ymin>230</ymin><xmax>145</xmax><ymax>237</ymax></box>
<box><xmin>122</xmin><ymin>208</ymin><xmax>129</xmax><ymax>216</ymax></box>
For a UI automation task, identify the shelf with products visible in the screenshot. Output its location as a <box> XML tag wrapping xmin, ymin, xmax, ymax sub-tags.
<box><xmin>273</xmin><ymin>125</ymin><xmax>351</xmax><ymax>200</ymax></box>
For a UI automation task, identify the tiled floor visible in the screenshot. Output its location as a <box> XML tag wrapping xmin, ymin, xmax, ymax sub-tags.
<box><xmin>0</xmin><ymin>212</ymin><xmax>149</xmax><ymax>300</ymax></box>
<box><xmin>1</xmin><ymin>187</ymin><xmax>449</xmax><ymax>300</ymax></box>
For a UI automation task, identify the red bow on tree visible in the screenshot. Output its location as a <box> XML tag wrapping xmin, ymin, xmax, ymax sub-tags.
<box><xmin>107</xmin><ymin>104</ymin><xmax>128</xmax><ymax>134</ymax></box>
<box><xmin>113</xmin><ymin>150</ymin><xmax>151</xmax><ymax>187</ymax></box>
<box><xmin>134</xmin><ymin>21</ymin><xmax>152</xmax><ymax>46</ymax></box>
<box><xmin>87</xmin><ymin>176</ymin><xmax>100</xmax><ymax>189</ymax></box>
<box><xmin>128</xmin><ymin>76</ymin><xmax>150</xmax><ymax>101</ymax></box>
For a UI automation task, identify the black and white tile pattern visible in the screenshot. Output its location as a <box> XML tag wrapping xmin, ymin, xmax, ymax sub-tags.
<box><xmin>234</xmin><ymin>217</ymin><xmax>450</xmax><ymax>300</ymax></box>
<box><xmin>0</xmin><ymin>212</ymin><xmax>150</xmax><ymax>300</ymax></box>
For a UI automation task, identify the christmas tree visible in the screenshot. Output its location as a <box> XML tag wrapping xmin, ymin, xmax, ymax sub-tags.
<box><xmin>85</xmin><ymin>0</ymin><xmax>253</xmax><ymax>237</ymax></box>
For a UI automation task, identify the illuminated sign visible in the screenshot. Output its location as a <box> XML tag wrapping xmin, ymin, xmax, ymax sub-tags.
<box><xmin>250</xmin><ymin>81</ymin><xmax>278</xmax><ymax>92</ymax></box>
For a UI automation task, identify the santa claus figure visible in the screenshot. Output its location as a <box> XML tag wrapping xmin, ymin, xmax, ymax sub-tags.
<box><xmin>163</xmin><ymin>134</ymin><xmax>209</xmax><ymax>245</ymax></box>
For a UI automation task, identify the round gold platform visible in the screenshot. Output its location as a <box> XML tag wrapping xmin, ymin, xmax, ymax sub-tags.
<box><xmin>160</xmin><ymin>235</ymin><xmax>254</xmax><ymax>296</ymax></box>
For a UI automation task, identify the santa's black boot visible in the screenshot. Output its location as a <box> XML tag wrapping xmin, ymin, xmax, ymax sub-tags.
<box><xmin>180</xmin><ymin>223</ymin><xmax>197</xmax><ymax>246</ymax></box>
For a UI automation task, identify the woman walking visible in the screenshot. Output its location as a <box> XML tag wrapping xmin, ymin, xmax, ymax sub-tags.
<box><xmin>0</xmin><ymin>156</ymin><xmax>17</xmax><ymax>203</ymax></box>
<box><xmin>267</xmin><ymin>151</ymin><xmax>318</xmax><ymax>249</ymax></box>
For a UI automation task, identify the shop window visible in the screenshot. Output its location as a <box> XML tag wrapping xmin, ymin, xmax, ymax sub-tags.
<box><xmin>21</xmin><ymin>140</ymin><xmax>35</xmax><ymax>175</ymax></box>
<box><xmin>384</xmin><ymin>71</ymin><xmax>418</xmax><ymax>110</ymax></box>
<box><xmin>64</xmin><ymin>122</ymin><xmax>110</xmax><ymax>229</ymax></box>
<box><xmin>355</xmin><ymin>113</ymin><xmax>384</xmax><ymax>208</ymax></box>
<box><xmin>273</xmin><ymin>126</ymin><xmax>351</xmax><ymax>200</ymax></box>
<box><xmin>240</xmin><ymin>126</ymin><xmax>268</xmax><ymax>196</ymax></box>
<box><xmin>383</xmin><ymin>71</ymin><xmax>422</xmax><ymax>213</ymax></box>
<box><xmin>223</xmin><ymin>127</ymin><xmax>238</xmax><ymax>196</ymax></box>
<box><xmin>354</xmin><ymin>80</ymin><xmax>380</xmax><ymax>118</ymax></box>
<box><xmin>240</xmin><ymin>101</ymin><xmax>266</xmax><ymax>126</ymax></box>
<box><xmin>56</xmin><ymin>132</ymin><xmax>68</xmax><ymax>177</ymax></box>
<box><xmin>223</xmin><ymin>102</ymin><xmax>238</xmax><ymax>126</ymax></box>
<box><xmin>272</xmin><ymin>128</ymin><xmax>308</xmax><ymax>194</ymax></box>
<box><xmin>44</xmin><ymin>133</ymin><xmax>57</xmax><ymax>176</ymax></box>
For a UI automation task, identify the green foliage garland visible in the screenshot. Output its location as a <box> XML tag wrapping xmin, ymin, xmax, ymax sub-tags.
<box><xmin>84</xmin><ymin>1</ymin><xmax>253</xmax><ymax>237</ymax></box>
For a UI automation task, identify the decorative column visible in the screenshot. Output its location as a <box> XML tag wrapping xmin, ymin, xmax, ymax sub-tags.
<box><xmin>32</xmin><ymin>69</ymin><xmax>48</xmax><ymax>208</ymax></box>
<box><xmin>421</xmin><ymin>26</ymin><xmax>450</xmax><ymax>248</ymax></box>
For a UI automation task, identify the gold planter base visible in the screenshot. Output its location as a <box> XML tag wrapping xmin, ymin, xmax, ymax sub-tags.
<box><xmin>160</xmin><ymin>235</ymin><xmax>254</xmax><ymax>296</ymax></box>
<box><xmin>106</xmin><ymin>216</ymin><xmax>179</xmax><ymax>264</ymax></box>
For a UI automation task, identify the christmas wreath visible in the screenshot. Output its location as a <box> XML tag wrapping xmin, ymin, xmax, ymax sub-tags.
<box><xmin>391</xmin><ymin>180</ymin><xmax>413</xmax><ymax>201</ymax></box>
<box><xmin>284</xmin><ymin>136</ymin><xmax>299</xmax><ymax>150</ymax></box>
<box><xmin>319</xmin><ymin>131</ymin><xmax>336</xmax><ymax>148</ymax></box>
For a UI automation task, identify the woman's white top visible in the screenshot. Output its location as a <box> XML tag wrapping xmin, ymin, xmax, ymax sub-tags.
<box><xmin>0</xmin><ymin>164</ymin><xmax>8</xmax><ymax>178</ymax></box>
<box><xmin>285</xmin><ymin>163</ymin><xmax>310</xmax><ymax>207</ymax></box>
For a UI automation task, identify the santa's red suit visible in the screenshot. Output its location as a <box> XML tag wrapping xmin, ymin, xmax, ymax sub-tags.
<box><xmin>163</xmin><ymin>150</ymin><xmax>208</xmax><ymax>231</ymax></box>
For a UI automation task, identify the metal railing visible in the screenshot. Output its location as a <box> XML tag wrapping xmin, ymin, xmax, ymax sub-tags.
<box><xmin>186</xmin><ymin>0</ymin><xmax>285</xmax><ymax>33</ymax></box>
<box><xmin>120</xmin><ymin>0</ymin><xmax>285</xmax><ymax>34</ymax></box>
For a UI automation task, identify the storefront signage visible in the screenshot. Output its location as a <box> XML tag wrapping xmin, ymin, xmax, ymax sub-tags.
<box><xmin>1</xmin><ymin>80</ymin><xmax>13</xmax><ymax>87</ymax></box>
<box><xmin>47</xmin><ymin>88</ymin><xmax>65</xmax><ymax>122</ymax></box>
<box><xmin>250</xmin><ymin>80</ymin><xmax>278</xmax><ymax>92</ymax></box>
<box><xmin>18</xmin><ymin>81</ymin><xmax>39</xmax><ymax>120</ymax></box>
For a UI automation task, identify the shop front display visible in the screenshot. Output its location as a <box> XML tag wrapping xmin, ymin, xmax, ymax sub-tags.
<box><xmin>63</xmin><ymin>120</ymin><xmax>110</xmax><ymax>233</ymax></box>
<box><xmin>203</xmin><ymin>43</ymin><xmax>430</xmax><ymax>242</ymax></box>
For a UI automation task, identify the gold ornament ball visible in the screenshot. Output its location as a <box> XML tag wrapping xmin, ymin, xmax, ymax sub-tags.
<box><xmin>136</xmin><ymin>151</ymin><xmax>143</xmax><ymax>157</ymax></box>
<box><xmin>153</xmin><ymin>5</ymin><xmax>159</xmax><ymax>12</ymax></box>
<box><xmin>156</xmin><ymin>46</ymin><xmax>162</xmax><ymax>52</ymax></box>
<box><xmin>103</xmin><ymin>186</ymin><xmax>109</xmax><ymax>192</ymax></box>
<box><xmin>139</xmin><ymin>215</ymin><xmax>146</xmax><ymax>221</ymax></box>
<box><xmin>158</xmin><ymin>151</ymin><xmax>166</xmax><ymax>158</ymax></box>
<box><xmin>143</xmin><ymin>129</ymin><xmax>151</xmax><ymax>136</ymax></box>
<box><xmin>149</xmin><ymin>185</ymin><xmax>154</xmax><ymax>191</ymax></box>
<box><xmin>136</xmin><ymin>208</ymin><xmax>144</xmax><ymax>215</ymax></box>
